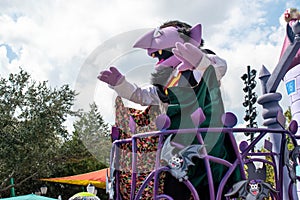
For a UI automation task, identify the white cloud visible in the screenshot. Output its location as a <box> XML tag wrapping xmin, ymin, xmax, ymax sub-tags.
<box><xmin>1</xmin><ymin>0</ymin><xmax>298</xmax><ymax>173</ymax></box>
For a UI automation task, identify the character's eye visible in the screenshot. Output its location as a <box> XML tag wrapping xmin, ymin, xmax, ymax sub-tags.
<box><xmin>153</xmin><ymin>27</ymin><xmax>163</xmax><ymax>38</ymax></box>
<box><xmin>250</xmin><ymin>184</ymin><xmax>258</xmax><ymax>189</ymax></box>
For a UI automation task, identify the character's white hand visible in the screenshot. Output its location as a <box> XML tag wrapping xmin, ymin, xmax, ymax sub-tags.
<box><xmin>172</xmin><ymin>42</ymin><xmax>204</xmax><ymax>71</ymax></box>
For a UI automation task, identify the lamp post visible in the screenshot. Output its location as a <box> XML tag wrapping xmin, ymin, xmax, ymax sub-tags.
<box><xmin>10</xmin><ymin>178</ymin><xmax>15</xmax><ymax>197</ymax></box>
<box><xmin>86</xmin><ymin>183</ymin><xmax>95</xmax><ymax>194</ymax></box>
<box><xmin>40</xmin><ymin>185</ymin><xmax>48</xmax><ymax>196</ymax></box>
<box><xmin>241</xmin><ymin>65</ymin><xmax>258</xmax><ymax>145</ymax></box>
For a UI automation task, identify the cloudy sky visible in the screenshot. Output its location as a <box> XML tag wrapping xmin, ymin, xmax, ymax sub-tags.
<box><xmin>0</xmin><ymin>0</ymin><xmax>299</xmax><ymax>128</ymax></box>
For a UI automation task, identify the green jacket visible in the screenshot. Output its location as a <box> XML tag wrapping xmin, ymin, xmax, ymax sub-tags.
<box><xmin>164</xmin><ymin>65</ymin><xmax>240</xmax><ymax>187</ymax></box>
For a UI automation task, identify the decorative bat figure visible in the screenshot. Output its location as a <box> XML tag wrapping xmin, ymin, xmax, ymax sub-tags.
<box><xmin>160</xmin><ymin>135</ymin><xmax>205</xmax><ymax>181</ymax></box>
<box><xmin>225</xmin><ymin>179</ymin><xmax>278</xmax><ymax>200</ymax></box>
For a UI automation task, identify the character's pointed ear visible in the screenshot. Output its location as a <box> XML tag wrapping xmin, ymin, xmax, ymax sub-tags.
<box><xmin>189</xmin><ymin>24</ymin><xmax>202</xmax><ymax>47</ymax></box>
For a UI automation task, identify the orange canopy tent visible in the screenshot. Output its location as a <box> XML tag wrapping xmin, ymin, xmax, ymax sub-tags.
<box><xmin>41</xmin><ymin>168</ymin><xmax>108</xmax><ymax>189</ymax></box>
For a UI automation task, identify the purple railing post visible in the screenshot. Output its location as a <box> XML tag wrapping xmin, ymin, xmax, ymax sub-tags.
<box><xmin>154</xmin><ymin>114</ymin><xmax>171</xmax><ymax>199</ymax></box>
<box><xmin>130</xmin><ymin>137</ymin><xmax>138</xmax><ymax>200</ymax></box>
<box><xmin>153</xmin><ymin>135</ymin><xmax>164</xmax><ymax>199</ymax></box>
<box><xmin>216</xmin><ymin>112</ymin><xmax>246</xmax><ymax>200</ymax></box>
<box><xmin>190</xmin><ymin>108</ymin><xmax>215</xmax><ymax>200</ymax></box>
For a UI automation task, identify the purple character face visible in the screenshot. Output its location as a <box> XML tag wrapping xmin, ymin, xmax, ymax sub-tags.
<box><xmin>133</xmin><ymin>23</ymin><xmax>202</xmax><ymax>70</ymax></box>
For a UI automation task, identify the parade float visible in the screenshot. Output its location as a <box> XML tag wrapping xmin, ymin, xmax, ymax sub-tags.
<box><xmin>99</xmin><ymin>8</ymin><xmax>300</xmax><ymax>200</ymax></box>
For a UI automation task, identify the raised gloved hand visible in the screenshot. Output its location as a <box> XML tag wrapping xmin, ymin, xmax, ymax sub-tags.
<box><xmin>172</xmin><ymin>42</ymin><xmax>205</xmax><ymax>72</ymax></box>
<box><xmin>97</xmin><ymin>66</ymin><xmax>125</xmax><ymax>86</ymax></box>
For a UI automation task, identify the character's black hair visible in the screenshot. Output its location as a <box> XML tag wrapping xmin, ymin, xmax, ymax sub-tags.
<box><xmin>160</xmin><ymin>20</ymin><xmax>204</xmax><ymax>47</ymax></box>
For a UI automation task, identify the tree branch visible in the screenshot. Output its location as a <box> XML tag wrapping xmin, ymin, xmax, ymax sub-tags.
<box><xmin>0</xmin><ymin>170</ymin><xmax>15</xmax><ymax>188</ymax></box>
<box><xmin>0</xmin><ymin>172</ymin><xmax>38</xmax><ymax>192</ymax></box>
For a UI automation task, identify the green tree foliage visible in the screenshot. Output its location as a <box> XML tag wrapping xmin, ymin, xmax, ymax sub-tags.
<box><xmin>284</xmin><ymin>107</ymin><xmax>295</xmax><ymax>151</ymax></box>
<box><xmin>0</xmin><ymin>69</ymin><xmax>112</xmax><ymax>199</ymax></box>
<box><xmin>260</xmin><ymin>147</ymin><xmax>275</xmax><ymax>187</ymax></box>
<box><xmin>50</xmin><ymin>102</ymin><xmax>110</xmax><ymax>176</ymax></box>
<box><xmin>0</xmin><ymin>69</ymin><xmax>77</xmax><ymax>196</ymax></box>
<box><xmin>73</xmin><ymin>102</ymin><xmax>111</xmax><ymax>166</ymax></box>
<box><xmin>46</xmin><ymin>103</ymin><xmax>110</xmax><ymax>199</ymax></box>
<box><xmin>285</xmin><ymin>106</ymin><xmax>292</xmax><ymax>124</ymax></box>
<box><xmin>46</xmin><ymin>129</ymin><xmax>108</xmax><ymax>199</ymax></box>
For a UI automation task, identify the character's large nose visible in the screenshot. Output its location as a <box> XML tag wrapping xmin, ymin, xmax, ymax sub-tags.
<box><xmin>133</xmin><ymin>29</ymin><xmax>155</xmax><ymax>49</ymax></box>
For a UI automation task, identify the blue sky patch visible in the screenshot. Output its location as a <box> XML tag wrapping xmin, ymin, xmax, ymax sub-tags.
<box><xmin>0</xmin><ymin>43</ymin><xmax>19</xmax><ymax>63</ymax></box>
